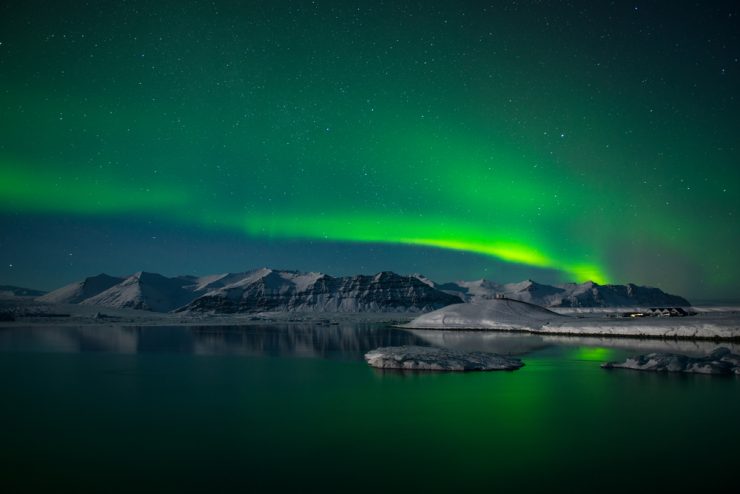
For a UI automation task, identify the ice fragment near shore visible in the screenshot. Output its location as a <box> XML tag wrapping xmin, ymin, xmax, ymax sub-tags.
<box><xmin>364</xmin><ymin>345</ymin><xmax>524</xmax><ymax>371</ymax></box>
<box><xmin>602</xmin><ymin>347</ymin><xmax>740</xmax><ymax>375</ymax></box>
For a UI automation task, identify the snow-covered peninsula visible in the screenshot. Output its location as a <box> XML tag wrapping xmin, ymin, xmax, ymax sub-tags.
<box><xmin>402</xmin><ymin>298</ymin><xmax>740</xmax><ymax>340</ymax></box>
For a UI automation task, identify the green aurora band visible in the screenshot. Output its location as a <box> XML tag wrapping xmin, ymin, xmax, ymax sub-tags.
<box><xmin>0</xmin><ymin>153</ymin><xmax>608</xmax><ymax>283</ymax></box>
<box><xmin>1</xmin><ymin>1</ymin><xmax>738</xmax><ymax>292</ymax></box>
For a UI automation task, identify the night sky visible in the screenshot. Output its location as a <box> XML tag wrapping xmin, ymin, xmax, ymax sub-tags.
<box><xmin>0</xmin><ymin>1</ymin><xmax>738</xmax><ymax>299</ymax></box>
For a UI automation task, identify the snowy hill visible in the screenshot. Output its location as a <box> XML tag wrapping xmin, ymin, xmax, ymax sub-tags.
<box><xmin>403</xmin><ymin>298</ymin><xmax>566</xmax><ymax>330</ymax></box>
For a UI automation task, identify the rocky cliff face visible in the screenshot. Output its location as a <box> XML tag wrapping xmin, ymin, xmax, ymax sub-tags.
<box><xmin>183</xmin><ymin>270</ymin><xmax>461</xmax><ymax>313</ymax></box>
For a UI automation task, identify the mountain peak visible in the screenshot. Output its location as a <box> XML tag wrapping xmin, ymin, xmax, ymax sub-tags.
<box><xmin>130</xmin><ymin>271</ymin><xmax>167</xmax><ymax>281</ymax></box>
<box><xmin>411</xmin><ymin>274</ymin><xmax>436</xmax><ymax>287</ymax></box>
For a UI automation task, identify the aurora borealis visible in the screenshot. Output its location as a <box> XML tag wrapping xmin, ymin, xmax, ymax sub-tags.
<box><xmin>0</xmin><ymin>1</ymin><xmax>738</xmax><ymax>298</ymax></box>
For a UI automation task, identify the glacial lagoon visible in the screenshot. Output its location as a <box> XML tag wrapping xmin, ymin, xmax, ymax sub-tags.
<box><xmin>1</xmin><ymin>323</ymin><xmax>738</xmax><ymax>492</ymax></box>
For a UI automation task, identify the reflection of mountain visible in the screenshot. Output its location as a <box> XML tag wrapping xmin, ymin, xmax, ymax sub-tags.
<box><xmin>189</xmin><ymin>324</ymin><xmax>431</xmax><ymax>358</ymax></box>
<box><xmin>2</xmin><ymin>324</ymin><xmax>735</xmax><ymax>360</ymax></box>
<box><xmin>539</xmin><ymin>335</ymin><xmax>734</xmax><ymax>356</ymax></box>
<box><xmin>0</xmin><ymin>324</ymin><xmax>429</xmax><ymax>359</ymax></box>
<box><xmin>0</xmin><ymin>325</ymin><xmax>139</xmax><ymax>354</ymax></box>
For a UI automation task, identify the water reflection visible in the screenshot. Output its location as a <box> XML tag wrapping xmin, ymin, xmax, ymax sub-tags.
<box><xmin>0</xmin><ymin>324</ymin><xmax>428</xmax><ymax>359</ymax></box>
<box><xmin>0</xmin><ymin>324</ymin><xmax>735</xmax><ymax>359</ymax></box>
<box><xmin>539</xmin><ymin>334</ymin><xmax>735</xmax><ymax>356</ymax></box>
<box><xmin>409</xmin><ymin>330</ymin><xmax>738</xmax><ymax>357</ymax></box>
<box><xmin>407</xmin><ymin>330</ymin><xmax>549</xmax><ymax>355</ymax></box>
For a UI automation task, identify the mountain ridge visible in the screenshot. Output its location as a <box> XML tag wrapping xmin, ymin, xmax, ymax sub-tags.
<box><xmin>35</xmin><ymin>269</ymin><xmax>691</xmax><ymax>313</ymax></box>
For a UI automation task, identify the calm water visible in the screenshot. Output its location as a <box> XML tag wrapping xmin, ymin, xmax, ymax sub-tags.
<box><xmin>1</xmin><ymin>324</ymin><xmax>738</xmax><ymax>493</ymax></box>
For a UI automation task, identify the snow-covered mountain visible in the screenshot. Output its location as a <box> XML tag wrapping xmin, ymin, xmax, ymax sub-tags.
<box><xmin>36</xmin><ymin>269</ymin><xmax>691</xmax><ymax>313</ymax></box>
<box><xmin>182</xmin><ymin>270</ymin><xmax>461</xmax><ymax>313</ymax></box>
<box><xmin>423</xmin><ymin>278</ymin><xmax>690</xmax><ymax>308</ymax></box>
<box><xmin>37</xmin><ymin>271</ymin><xmax>260</xmax><ymax>311</ymax></box>
<box><xmin>37</xmin><ymin>269</ymin><xmax>460</xmax><ymax>313</ymax></box>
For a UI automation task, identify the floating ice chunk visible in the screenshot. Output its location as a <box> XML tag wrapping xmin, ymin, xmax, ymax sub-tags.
<box><xmin>602</xmin><ymin>347</ymin><xmax>740</xmax><ymax>375</ymax></box>
<box><xmin>364</xmin><ymin>345</ymin><xmax>524</xmax><ymax>371</ymax></box>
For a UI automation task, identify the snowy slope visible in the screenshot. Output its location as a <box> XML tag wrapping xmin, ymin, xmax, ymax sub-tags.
<box><xmin>81</xmin><ymin>272</ymin><xmax>197</xmax><ymax>312</ymax></box>
<box><xmin>403</xmin><ymin>298</ymin><xmax>567</xmax><ymax>330</ymax></box>
<box><xmin>37</xmin><ymin>274</ymin><xmax>124</xmax><ymax>304</ymax></box>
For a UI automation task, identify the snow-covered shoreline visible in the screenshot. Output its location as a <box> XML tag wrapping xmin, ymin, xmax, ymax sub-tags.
<box><xmin>401</xmin><ymin>299</ymin><xmax>740</xmax><ymax>341</ymax></box>
<box><xmin>4</xmin><ymin>296</ymin><xmax>740</xmax><ymax>341</ymax></box>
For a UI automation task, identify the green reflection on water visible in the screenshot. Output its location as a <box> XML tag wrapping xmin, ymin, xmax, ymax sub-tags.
<box><xmin>568</xmin><ymin>347</ymin><xmax>618</xmax><ymax>361</ymax></box>
<box><xmin>1</xmin><ymin>348</ymin><xmax>738</xmax><ymax>493</ymax></box>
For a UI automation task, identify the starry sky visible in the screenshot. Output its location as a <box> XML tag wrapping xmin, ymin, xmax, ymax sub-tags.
<box><xmin>0</xmin><ymin>0</ymin><xmax>738</xmax><ymax>300</ymax></box>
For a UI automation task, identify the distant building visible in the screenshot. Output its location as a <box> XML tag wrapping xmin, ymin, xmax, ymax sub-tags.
<box><xmin>623</xmin><ymin>307</ymin><xmax>693</xmax><ymax>318</ymax></box>
<box><xmin>647</xmin><ymin>307</ymin><xmax>690</xmax><ymax>317</ymax></box>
